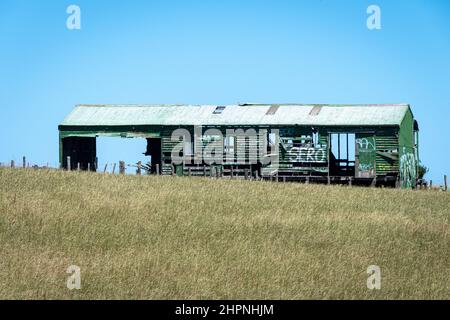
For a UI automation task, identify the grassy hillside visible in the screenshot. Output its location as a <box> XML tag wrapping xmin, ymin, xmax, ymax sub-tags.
<box><xmin>0</xmin><ymin>168</ymin><xmax>448</xmax><ymax>299</ymax></box>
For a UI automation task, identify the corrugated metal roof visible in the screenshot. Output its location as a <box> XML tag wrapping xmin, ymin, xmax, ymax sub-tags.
<box><xmin>60</xmin><ymin>104</ymin><xmax>411</xmax><ymax>127</ymax></box>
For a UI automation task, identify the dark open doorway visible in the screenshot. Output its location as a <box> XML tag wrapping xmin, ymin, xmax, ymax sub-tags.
<box><xmin>62</xmin><ymin>137</ymin><xmax>96</xmax><ymax>170</ymax></box>
<box><xmin>144</xmin><ymin>138</ymin><xmax>162</xmax><ymax>174</ymax></box>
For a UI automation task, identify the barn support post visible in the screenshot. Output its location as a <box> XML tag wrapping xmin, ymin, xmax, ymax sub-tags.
<box><xmin>119</xmin><ymin>161</ymin><xmax>125</xmax><ymax>175</ymax></box>
<box><xmin>137</xmin><ymin>161</ymin><xmax>142</xmax><ymax>176</ymax></box>
<box><xmin>444</xmin><ymin>175</ymin><xmax>448</xmax><ymax>191</ymax></box>
<box><xmin>67</xmin><ymin>156</ymin><xmax>71</xmax><ymax>171</ymax></box>
<box><xmin>371</xmin><ymin>177</ymin><xmax>377</xmax><ymax>188</ymax></box>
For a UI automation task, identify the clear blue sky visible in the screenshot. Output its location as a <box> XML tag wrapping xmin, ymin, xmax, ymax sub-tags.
<box><xmin>1</xmin><ymin>0</ymin><xmax>449</xmax><ymax>182</ymax></box>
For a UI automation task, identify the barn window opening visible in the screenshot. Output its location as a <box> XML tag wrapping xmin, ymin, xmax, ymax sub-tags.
<box><xmin>213</xmin><ymin>106</ymin><xmax>226</xmax><ymax>114</ymax></box>
<box><xmin>330</xmin><ymin>133</ymin><xmax>355</xmax><ymax>176</ymax></box>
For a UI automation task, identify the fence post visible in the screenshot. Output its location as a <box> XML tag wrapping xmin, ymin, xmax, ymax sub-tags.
<box><xmin>95</xmin><ymin>157</ymin><xmax>98</xmax><ymax>171</ymax></box>
<box><xmin>444</xmin><ymin>175</ymin><xmax>448</xmax><ymax>191</ymax></box>
<box><xmin>112</xmin><ymin>163</ymin><xmax>116</xmax><ymax>174</ymax></box>
<box><xmin>244</xmin><ymin>168</ymin><xmax>248</xmax><ymax>180</ymax></box>
<box><xmin>22</xmin><ymin>156</ymin><xmax>26</xmax><ymax>168</ymax></box>
<box><xmin>137</xmin><ymin>161</ymin><xmax>142</xmax><ymax>176</ymax></box>
<box><xmin>87</xmin><ymin>163</ymin><xmax>91</xmax><ymax>171</ymax></box>
<box><xmin>230</xmin><ymin>166</ymin><xmax>234</xmax><ymax>179</ymax></box>
<box><xmin>67</xmin><ymin>156</ymin><xmax>71</xmax><ymax>171</ymax></box>
<box><xmin>203</xmin><ymin>165</ymin><xmax>206</xmax><ymax>177</ymax></box>
<box><xmin>103</xmin><ymin>163</ymin><xmax>108</xmax><ymax>173</ymax></box>
<box><xmin>283</xmin><ymin>176</ymin><xmax>286</xmax><ymax>183</ymax></box>
<box><xmin>188</xmin><ymin>167</ymin><xmax>191</xmax><ymax>177</ymax></box>
<box><xmin>11</xmin><ymin>160</ymin><xmax>15</xmax><ymax>168</ymax></box>
<box><xmin>305</xmin><ymin>176</ymin><xmax>309</xmax><ymax>184</ymax></box>
<box><xmin>77</xmin><ymin>162</ymin><xmax>81</xmax><ymax>171</ymax></box>
<box><xmin>254</xmin><ymin>170</ymin><xmax>258</xmax><ymax>180</ymax></box>
<box><xmin>348</xmin><ymin>177</ymin><xmax>352</xmax><ymax>187</ymax></box>
<box><xmin>119</xmin><ymin>161</ymin><xmax>125</xmax><ymax>175</ymax></box>
<box><xmin>156</xmin><ymin>163</ymin><xmax>160</xmax><ymax>175</ymax></box>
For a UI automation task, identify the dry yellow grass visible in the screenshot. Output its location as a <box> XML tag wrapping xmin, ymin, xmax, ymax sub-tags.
<box><xmin>0</xmin><ymin>168</ymin><xmax>448</xmax><ymax>299</ymax></box>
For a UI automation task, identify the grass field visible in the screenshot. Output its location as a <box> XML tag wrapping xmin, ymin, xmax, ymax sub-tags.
<box><xmin>0</xmin><ymin>168</ymin><xmax>448</xmax><ymax>299</ymax></box>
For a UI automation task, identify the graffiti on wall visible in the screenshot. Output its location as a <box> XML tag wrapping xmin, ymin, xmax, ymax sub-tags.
<box><xmin>285</xmin><ymin>146</ymin><xmax>327</xmax><ymax>163</ymax></box>
<box><xmin>399</xmin><ymin>147</ymin><xmax>417</xmax><ymax>188</ymax></box>
<box><xmin>356</xmin><ymin>136</ymin><xmax>376</xmax><ymax>177</ymax></box>
<box><xmin>356</xmin><ymin>138</ymin><xmax>375</xmax><ymax>152</ymax></box>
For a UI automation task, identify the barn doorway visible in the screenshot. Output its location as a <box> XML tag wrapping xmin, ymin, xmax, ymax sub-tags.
<box><xmin>96</xmin><ymin>137</ymin><xmax>149</xmax><ymax>174</ymax></box>
<box><xmin>144</xmin><ymin>138</ymin><xmax>162</xmax><ymax>174</ymax></box>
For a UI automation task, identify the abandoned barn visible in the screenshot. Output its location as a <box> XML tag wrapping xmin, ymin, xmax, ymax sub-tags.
<box><xmin>58</xmin><ymin>103</ymin><xmax>419</xmax><ymax>188</ymax></box>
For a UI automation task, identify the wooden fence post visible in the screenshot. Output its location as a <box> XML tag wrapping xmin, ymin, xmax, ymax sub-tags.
<box><xmin>244</xmin><ymin>169</ymin><xmax>248</xmax><ymax>180</ymax></box>
<box><xmin>348</xmin><ymin>177</ymin><xmax>352</xmax><ymax>187</ymax></box>
<box><xmin>203</xmin><ymin>165</ymin><xmax>206</xmax><ymax>177</ymax></box>
<box><xmin>22</xmin><ymin>156</ymin><xmax>26</xmax><ymax>168</ymax></box>
<box><xmin>283</xmin><ymin>176</ymin><xmax>286</xmax><ymax>183</ymax></box>
<box><xmin>230</xmin><ymin>166</ymin><xmax>234</xmax><ymax>179</ymax></box>
<box><xmin>67</xmin><ymin>156</ymin><xmax>71</xmax><ymax>171</ymax></box>
<box><xmin>254</xmin><ymin>170</ymin><xmax>258</xmax><ymax>180</ymax></box>
<box><xmin>137</xmin><ymin>161</ymin><xmax>142</xmax><ymax>176</ymax></box>
<box><xmin>305</xmin><ymin>176</ymin><xmax>309</xmax><ymax>184</ymax></box>
<box><xmin>77</xmin><ymin>162</ymin><xmax>81</xmax><ymax>171</ymax></box>
<box><xmin>112</xmin><ymin>163</ymin><xmax>116</xmax><ymax>174</ymax></box>
<box><xmin>95</xmin><ymin>157</ymin><xmax>98</xmax><ymax>171</ymax></box>
<box><xmin>119</xmin><ymin>161</ymin><xmax>125</xmax><ymax>175</ymax></box>
<box><xmin>156</xmin><ymin>163</ymin><xmax>160</xmax><ymax>175</ymax></box>
<box><xmin>87</xmin><ymin>163</ymin><xmax>91</xmax><ymax>171</ymax></box>
<box><xmin>11</xmin><ymin>160</ymin><xmax>15</xmax><ymax>168</ymax></box>
<box><xmin>188</xmin><ymin>167</ymin><xmax>192</xmax><ymax>177</ymax></box>
<box><xmin>429</xmin><ymin>180</ymin><xmax>432</xmax><ymax>190</ymax></box>
<box><xmin>103</xmin><ymin>163</ymin><xmax>108</xmax><ymax>173</ymax></box>
<box><xmin>444</xmin><ymin>175</ymin><xmax>448</xmax><ymax>191</ymax></box>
